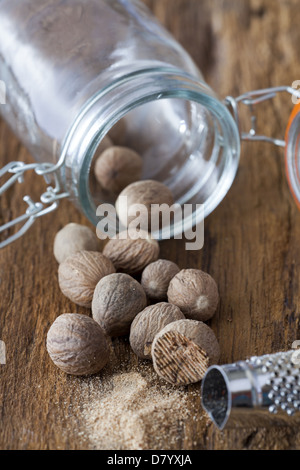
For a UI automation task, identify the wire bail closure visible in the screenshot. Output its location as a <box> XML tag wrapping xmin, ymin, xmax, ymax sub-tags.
<box><xmin>225</xmin><ymin>86</ymin><xmax>300</xmax><ymax>148</ymax></box>
<box><xmin>0</xmin><ymin>161</ymin><xmax>69</xmax><ymax>248</ymax></box>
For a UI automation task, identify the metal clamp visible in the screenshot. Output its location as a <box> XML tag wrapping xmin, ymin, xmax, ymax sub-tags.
<box><xmin>225</xmin><ymin>86</ymin><xmax>300</xmax><ymax>148</ymax></box>
<box><xmin>0</xmin><ymin>161</ymin><xmax>69</xmax><ymax>248</ymax></box>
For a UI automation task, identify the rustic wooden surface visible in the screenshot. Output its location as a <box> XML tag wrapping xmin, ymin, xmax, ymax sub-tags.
<box><xmin>1</xmin><ymin>0</ymin><xmax>300</xmax><ymax>450</ymax></box>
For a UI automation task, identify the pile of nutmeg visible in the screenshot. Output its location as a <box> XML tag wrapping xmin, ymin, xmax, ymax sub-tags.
<box><xmin>47</xmin><ymin>132</ymin><xmax>220</xmax><ymax>386</ymax></box>
<box><xmin>47</xmin><ymin>220</ymin><xmax>220</xmax><ymax>386</ymax></box>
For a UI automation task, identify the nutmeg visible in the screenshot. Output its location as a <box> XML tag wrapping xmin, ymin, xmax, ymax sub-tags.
<box><xmin>47</xmin><ymin>313</ymin><xmax>109</xmax><ymax>376</ymax></box>
<box><xmin>58</xmin><ymin>251</ymin><xmax>115</xmax><ymax>308</ymax></box>
<box><xmin>94</xmin><ymin>146</ymin><xmax>142</xmax><ymax>194</ymax></box>
<box><xmin>90</xmin><ymin>135</ymin><xmax>113</xmax><ymax>176</ymax></box>
<box><xmin>116</xmin><ymin>180</ymin><xmax>174</xmax><ymax>230</ymax></box>
<box><xmin>141</xmin><ymin>259</ymin><xmax>180</xmax><ymax>301</ymax></box>
<box><xmin>92</xmin><ymin>273</ymin><xmax>147</xmax><ymax>336</ymax></box>
<box><xmin>95</xmin><ymin>135</ymin><xmax>113</xmax><ymax>158</ymax></box>
<box><xmin>167</xmin><ymin>269</ymin><xmax>219</xmax><ymax>322</ymax></box>
<box><xmin>103</xmin><ymin>230</ymin><xmax>159</xmax><ymax>274</ymax></box>
<box><xmin>54</xmin><ymin>223</ymin><xmax>100</xmax><ymax>264</ymax></box>
<box><xmin>130</xmin><ymin>302</ymin><xmax>185</xmax><ymax>360</ymax></box>
<box><xmin>151</xmin><ymin>319</ymin><xmax>220</xmax><ymax>385</ymax></box>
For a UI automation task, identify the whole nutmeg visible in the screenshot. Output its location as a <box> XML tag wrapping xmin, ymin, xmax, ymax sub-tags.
<box><xmin>95</xmin><ymin>135</ymin><xmax>113</xmax><ymax>157</ymax></box>
<box><xmin>130</xmin><ymin>302</ymin><xmax>185</xmax><ymax>360</ymax></box>
<box><xmin>54</xmin><ymin>223</ymin><xmax>100</xmax><ymax>264</ymax></box>
<box><xmin>91</xmin><ymin>135</ymin><xmax>113</xmax><ymax>173</ymax></box>
<box><xmin>141</xmin><ymin>259</ymin><xmax>180</xmax><ymax>301</ymax></box>
<box><xmin>58</xmin><ymin>251</ymin><xmax>115</xmax><ymax>308</ymax></box>
<box><xmin>151</xmin><ymin>319</ymin><xmax>220</xmax><ymax>385</ymax></box>
<box><xmin>92</xmin><ymin>273</ymin><xmax>147</xmax><ymax>336</ymax></box>
<box><xmin>167</xmin><ymin>269</ymin><xmax>219</xmax><ymax>322</ymax></box>
<box><xmin>90</xmin><ymin>135</ymin><xmax>114</xmax><ymax>178</ymax></box>
<box><xmin>116</xmin><ymin>180</ymin><xmax>174</xmax><ymax>230</ymax></box>
<box><xmin>94</xmin><ymin>146</ymin><xmax>142</xmax><ymax>194</ymax></box>
<box><xmin>103</xmin><ymin>231</ymin><xmax>159</xmax><ymax>274</ymax></box>
<box><xmin>47</xmin><ymin>313</ymin><xmax>109</xmax><ymax>376</ymax></box>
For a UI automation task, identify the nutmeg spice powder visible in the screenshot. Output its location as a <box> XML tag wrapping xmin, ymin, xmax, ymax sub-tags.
<box><xmin>68</xmin><ymin>342</ymin><xmax>207</xmax><ymax>450</ymax></box>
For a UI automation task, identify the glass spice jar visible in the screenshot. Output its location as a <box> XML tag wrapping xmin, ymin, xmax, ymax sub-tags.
<box><xmin>0</xmin><ymin>0</ymin><xmax>299</xmax><ymax>248</ymax></box>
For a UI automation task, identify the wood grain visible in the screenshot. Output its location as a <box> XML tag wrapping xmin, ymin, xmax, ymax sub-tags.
<box><xmin>1</xmin><ymin>0</ymin><xmax>300</xmax><ymax>450</ymax></box>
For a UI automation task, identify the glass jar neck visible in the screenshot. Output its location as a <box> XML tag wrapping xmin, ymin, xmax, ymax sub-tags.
<box><xmin>61</xmin><ymin>66</ymin><xmax>240</xmax><ymax>236</ymax></box>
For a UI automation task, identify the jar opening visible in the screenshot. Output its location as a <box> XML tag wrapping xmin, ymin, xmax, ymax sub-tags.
<box><xmin>90</xmin><ymin>98</ymin><xmax>222</xmax><ymax>206</ymax></box>
<box><xmin>64</xmin><ymin>69</ymin><xmax>240</xmax><ymax>240</ymax></box>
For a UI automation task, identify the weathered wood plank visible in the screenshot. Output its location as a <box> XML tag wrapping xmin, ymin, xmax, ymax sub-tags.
<box><xmin>1</xmin><ymin>0</ymin><xmax>300</xmax><ymax>450</ymax></box>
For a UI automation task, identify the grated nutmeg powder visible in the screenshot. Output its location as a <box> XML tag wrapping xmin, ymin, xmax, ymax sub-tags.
<box><xmin>67</xmin><ymin>341</ymin><xmax>206</xmax><ymax>450</ymax></box>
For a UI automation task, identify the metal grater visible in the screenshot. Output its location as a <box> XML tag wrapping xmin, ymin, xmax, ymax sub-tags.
<box><xmin>201</xmin><ymin>350</ymin><xmax>300</xmax><ymax>430</ymax></box>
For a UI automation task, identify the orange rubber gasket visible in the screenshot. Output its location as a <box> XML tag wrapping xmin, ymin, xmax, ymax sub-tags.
<box><xmin>285</xmin><ymin>102</ymin><xmax>300</xmax><ymax>210</ymax></box>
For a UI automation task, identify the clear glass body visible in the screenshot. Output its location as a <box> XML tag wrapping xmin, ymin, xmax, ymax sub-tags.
<box><xmin>0</xmin><ymin>0</ymin><xmax>240</xmax><ymax>237</ymax></box>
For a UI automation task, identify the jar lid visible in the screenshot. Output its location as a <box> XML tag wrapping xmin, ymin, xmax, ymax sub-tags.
<box><xmin>285</xmin><ymin>103</ymin><xmax>300</xmax><ymax>209</ymax></box>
